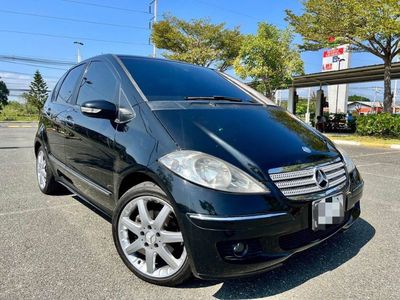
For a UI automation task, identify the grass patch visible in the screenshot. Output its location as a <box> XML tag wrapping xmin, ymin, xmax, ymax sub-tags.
<box><xmin>0</xmin><ymin>114</ymin><xmax>38</xmax><ymax>121</ymax></box>
<box><xmin>325</xmin><ymin>134</ymin><xmax>400</xmax><ymax>146</ymax></box>
<box><xmin>0</xmin><ymin>101</ymin><xmax>39</xmax><ymax>121</ymax></box>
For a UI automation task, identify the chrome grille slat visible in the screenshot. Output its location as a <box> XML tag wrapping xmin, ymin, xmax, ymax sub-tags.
<box><xmin>270</xmin><ymin>169</ymin><xmax>314</xmax><ymax>181</ymax></box>
<box><xmin>322</xmin><ymin>162</ymin><xmax>345</xmax><ymax>172</ymax></box>
<box><xmin>275</xmin><ymin>177</ymin><xmax>315</xmax><ymax>188</ymax></box>
<box><xmin>269</xmin><ymin>159</ymin><xmax>347</xmax><ymax>199</ymax></box>
<box><xmin>327</xmin><ymin>169</ymin><xmax>345</xmax><ymax>180</ymax></box>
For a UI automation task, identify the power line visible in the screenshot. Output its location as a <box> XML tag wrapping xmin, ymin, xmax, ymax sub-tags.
<box><xmin>0</xmin><ymin>29</ymin><xmax>150</xmax><ymax>46</ymax></box>
<box><xmin>0</xmin><ymin>55</ymin><xmax>74</xmax><ymax>66</ymax></box>
<box><xmin>0</xmin><ymin>9</ymin><xmax>148</xmax><ymax>30</ymax></box>
<box><xmin>0</xmin><ymin>59</ymin><xmax>69</xmax><ymax>70</ymax></box>
<box><xmin>61</xmin><ymin>0</ymin><xmax>150</xmax><ymax>14</ymax></box>
<box><xmin>0</xmin><ymin>70</ymin><xmax>59</xmax><ymax>79</ymax></box>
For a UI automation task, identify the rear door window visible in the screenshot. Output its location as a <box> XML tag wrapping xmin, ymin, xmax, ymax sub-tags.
<box><xmin>56</xmin><ymin>64</ymin><xmax>85</xmax><ymax>104</ymax></box>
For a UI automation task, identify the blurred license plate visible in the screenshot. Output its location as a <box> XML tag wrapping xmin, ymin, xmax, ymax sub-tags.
<box><xmin>312</xmin><ymin>194</ymin><xmax>345</xmax><ymax>231</ymax></box>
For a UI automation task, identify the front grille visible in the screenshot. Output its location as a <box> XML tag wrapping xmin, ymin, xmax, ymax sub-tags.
<box><xmin>269</xmin><ymin>159</ymin><xmax>347</xmax><ymax>198</ymax></box>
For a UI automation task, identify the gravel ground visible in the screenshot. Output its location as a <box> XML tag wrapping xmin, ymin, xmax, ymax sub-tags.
<box><xmin>0</xmin><ymin>125</ymin><xmax>399</xmax><ymax>299</ymax></box>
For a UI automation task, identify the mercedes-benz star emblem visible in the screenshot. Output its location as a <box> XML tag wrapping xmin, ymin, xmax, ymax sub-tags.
<box><xmin>314</xmin><ymin>168</ymin><xmax>329</xmax><ymax>188</ymax></box>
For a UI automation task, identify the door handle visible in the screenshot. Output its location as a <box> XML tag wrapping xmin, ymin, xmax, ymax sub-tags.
<box><xmin>65</xmin><ymin>115</ymin><xmax>75</xmax><ymax>128</ymax></box>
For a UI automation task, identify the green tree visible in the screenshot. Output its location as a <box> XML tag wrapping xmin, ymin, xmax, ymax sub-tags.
<box><xmin>348</xmin><ymin>95</ymin><xmax>371</xmax><ymax>102</ymax></box>
<box><xmin>286</xmin><ymin>0</ymin><xmax>400</xmax><ymax>112</ymax></box>
<box><xmin>233</xmin><ymin>22</ymin><xmax>304</xmax><ymax>100</ymax></box>
<box><xmin>151</xmin><ymin>15</ymin><xmax>244</xmax><ymax>71</ymax></box>
<box><xmin>24</xmin><ymin>70</ymin><xmax>48</xmax><ymax>114</ymax></box>
<box><xmin>0</xmin><ymin>80</ymin><xmax>10</xmax><ymax>110</ymax></box>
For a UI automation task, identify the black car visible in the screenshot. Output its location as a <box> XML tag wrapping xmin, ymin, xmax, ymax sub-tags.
<box><xmin>34</xmin><ymin>54</ymin><xmax>363</xmax><ymax>286</ymax></box>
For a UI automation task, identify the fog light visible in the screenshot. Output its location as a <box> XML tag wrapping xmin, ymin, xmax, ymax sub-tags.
<box><xmin>232</xmin><ymin>242</ymin><xmax>248</xmax><ymax>257</ymax></box>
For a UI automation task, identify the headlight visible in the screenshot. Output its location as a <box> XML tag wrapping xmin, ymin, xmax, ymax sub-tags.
<box><xmin>338</xmin><ymin>148</ymin><xmax>356</xmax><ymax>173</ymax></box>
<box><xmin>159</xmin><ymin>150</ymin><xmax>269</xmax><ymax>194</ymax></box>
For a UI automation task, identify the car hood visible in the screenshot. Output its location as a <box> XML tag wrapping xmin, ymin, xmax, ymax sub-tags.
<box><xmin>151</xmin><ymin>102</ymin><xmax>339</xmax><ymax>181</ymax></box>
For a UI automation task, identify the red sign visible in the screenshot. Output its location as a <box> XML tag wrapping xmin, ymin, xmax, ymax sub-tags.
<box><xmin>328</xmin><ymin>36</ymin><xmax>336</xmax><ymax>43</ymax></box>
<box><xmin>323</xmin><ymin>47</ymin><xmax>344</xmax><ymax>58</ymax></box>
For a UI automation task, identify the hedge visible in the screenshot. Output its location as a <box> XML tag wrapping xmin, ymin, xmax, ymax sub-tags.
<box><xmin>356</xmin><ymin>113</ymin><xmax>400</xmax><ymax>138</ymax></box>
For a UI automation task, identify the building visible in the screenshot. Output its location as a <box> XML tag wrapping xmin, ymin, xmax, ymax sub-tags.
<box><xmin>347</xmin><ymin>101</ymin><xmax>383</xmax><ymax>114</ymax></box>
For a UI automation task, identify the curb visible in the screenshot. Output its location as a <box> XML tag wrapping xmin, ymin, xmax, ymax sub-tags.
<box><xmin>5</xmin><ymin>125</ymin><xmax>37</xmax><ymax>128</ymax></box>
<box><xmin>331</xmin><ymin>139</ymin><xmax>400</xmax><ymax>149</ymax></box>
<box><xmin>0</xmin><ymin>121</ymin><xmax>38</xmax><ymax>123</ymax></box>
<box><xmin>331</xmin><ymin>140</ymin><xmax>361</xmax><ymax>146</ymax></box>
<box><xmin>0</xmin><ymin>121</ymin><xmax>38</xmax><ymax>128</ymax></box>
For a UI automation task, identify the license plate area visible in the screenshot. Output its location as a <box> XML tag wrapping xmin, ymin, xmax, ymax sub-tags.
<box><xmin>312</xmin><ymin>194</ymin><xmax>345</xmax><ymax>231</ymax></box>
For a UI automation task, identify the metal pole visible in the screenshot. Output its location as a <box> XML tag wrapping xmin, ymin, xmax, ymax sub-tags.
<box><xmin>335</xmin><ymin>59</ymin><xmax>345</xmax><ymax>114</ymax></box>
<box><xmin>276</xmin><ymin>90</ymin><xmax>280</xmax><ymax>105</ymax></box>
<box><xmin>393</xmin><ymin>55</ymin><xmax>399</xmax><ymax>114</ymax></box>
<box><xmin>74</xmin><ymin>41</ymin><xmax>83</xmax><ymax>63</ymax></box>
<box><xmin>306</xmin><ymin>87</ymin><xmax>311</xmax><ymax>124</ymax></box>
<box><xmin>152</xmin><ymin>0</ymin><xmax>158</xmax><ymax>58</ymax></box>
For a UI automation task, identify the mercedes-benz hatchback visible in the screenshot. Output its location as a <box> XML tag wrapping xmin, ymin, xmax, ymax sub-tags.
<box><xmin>35</xmin><ymin>54</ymin><xmax>363</xmax><ymax>286</ymax></box>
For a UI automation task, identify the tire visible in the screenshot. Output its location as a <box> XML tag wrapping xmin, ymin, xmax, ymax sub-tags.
<box><xmin>36</xmin><ymin>146</ymin><xmax>61</xmax><ymax>195</ymax></box>
<box><xmin>112</xmin><ymin>181</ymin><xmax>192</xmax><ymax>286</ymax></box>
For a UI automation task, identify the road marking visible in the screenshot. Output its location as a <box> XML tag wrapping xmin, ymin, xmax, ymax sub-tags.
<box><xmin>6</xmin><ymin>125</ymin><xmax>35</xmax><ymax>128</ymax></box>
<box><xmin>356</xmin><ymin>163</ymin><xmax>382</xmax><ymax>167</ymax></box>
<box><xmin>361</xmin><ymin>172</ymin><xmax>400</xmax><ymax>181</ymax></box>
<box><xmin>390</xmin><ymin>144</ymin><xmax>400</xmax><ymax>149</ymax></box>
<box><xmin>333</xmin><ymin>140</ymin><xmax>361</xmax><ymax>146</ymax></box>
<box><xmin>353</xmin><ymin>150</ymin><xmax>400</xmax><ymax>158</ymax></box>
<box><xmin>0</xmin><ymin>203</ymin><xmax>80</xmax><ymax>217</ymax></box>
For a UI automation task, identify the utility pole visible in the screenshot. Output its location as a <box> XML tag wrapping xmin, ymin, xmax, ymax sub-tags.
<box><xmin>149</xmin><ymin>0</ymin><xmax>158</xmax><ymax>57</ymax></box>
<box><xmin>73</xmin><ymin>41</ymin><xmax>84</xmax><ymax>63</ymax></box>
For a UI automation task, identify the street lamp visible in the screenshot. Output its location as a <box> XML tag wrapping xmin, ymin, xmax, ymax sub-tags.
<box><xmin>73</xmin><ymin>41</ymin><xmax>84</xmax><ymax>63</ymax></box>
<box><xmin>335</xmin><ymin>58</ymin><xmax>346</xmax><ymax>114</ymax></box>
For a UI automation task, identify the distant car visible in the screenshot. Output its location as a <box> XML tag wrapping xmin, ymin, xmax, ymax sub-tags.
<box><xmin>34</xmin><ymin>55</ymin><xmax>363</xmax><ymax>286</ymax></box>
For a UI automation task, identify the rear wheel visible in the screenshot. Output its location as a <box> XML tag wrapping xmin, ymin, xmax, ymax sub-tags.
<box><xmin>36</xmin><ymin>147</ymin><xmax>60</xmax><ymax>195</ymax></box>
<box><xmin>112</xmin><ymin>182</ymin><xmax>191</xmax><ymax>286</ymax></box>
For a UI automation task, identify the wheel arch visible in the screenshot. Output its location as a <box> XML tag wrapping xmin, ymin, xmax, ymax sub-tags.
<box><xmin>116</xmin><ymin>168</ymin><xmax>171</xmax><ymax>202</ymax></box>
<box><xmin>34</xmin><ymin>139</ymin><xmax>42</xmax><ymax>156</ymax></box>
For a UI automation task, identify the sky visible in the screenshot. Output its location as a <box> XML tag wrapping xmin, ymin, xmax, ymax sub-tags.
<box><xmin>0</xmin><ymin>0</ymin><xmax>390</xmax><ymax>101</ymax></box>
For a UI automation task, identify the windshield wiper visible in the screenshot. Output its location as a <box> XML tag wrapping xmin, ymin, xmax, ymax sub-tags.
<box><xmin>184</xmin><ymin>95</ymin><xmax>243</xmax><ymax>102</ymax></box>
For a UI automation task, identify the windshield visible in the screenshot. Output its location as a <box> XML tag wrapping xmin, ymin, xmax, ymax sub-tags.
<box><xmin>120</xmin><ymin>57</ymin><xmax>257</xmax><ymax>103</ymax></box>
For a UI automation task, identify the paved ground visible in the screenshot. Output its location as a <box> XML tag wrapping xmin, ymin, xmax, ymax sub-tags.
<box><xmin>0</xmin><ymin>124</ymin><xmax>399</xmax><ymax>299</ymax></box>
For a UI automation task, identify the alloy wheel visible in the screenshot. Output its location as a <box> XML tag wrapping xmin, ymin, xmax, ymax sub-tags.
<box><xmin>117</xmin><ymin>196</ymin><xmax>186</xmax><ymax>278</ymax></box>
<box><xmin>37</xmin><ymin>150</ymin><xmax>47</xmax><ymax>190</ymax></box>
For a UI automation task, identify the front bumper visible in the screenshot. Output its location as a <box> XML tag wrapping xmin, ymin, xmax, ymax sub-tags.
<box><xmin>153</xmin><ymin>162</ymin><xmax>364</xmax><ymax>280</ymax></box>
<box><xmin>185</xmin><ymin>199</ymin><xmax>360</xmax><ymax>280</ymax></box>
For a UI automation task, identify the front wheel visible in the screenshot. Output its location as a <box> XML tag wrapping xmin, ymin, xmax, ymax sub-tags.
<box><xmin>112</xmin><ymin>182</ymin><xmax>191</xmax><ymax>286</ymax></box>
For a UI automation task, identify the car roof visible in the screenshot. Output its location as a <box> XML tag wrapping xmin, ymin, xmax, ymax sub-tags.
<box><xmin>80</xmin><ymin>54</ymin><xmax>214</xmax><ymax>70</ymax></box>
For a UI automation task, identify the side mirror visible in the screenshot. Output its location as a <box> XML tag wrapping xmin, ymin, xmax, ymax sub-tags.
<box><xmin>80</xmin><ymin>100</ymin><xmax>117</xmax><ymax>120</ymax></box>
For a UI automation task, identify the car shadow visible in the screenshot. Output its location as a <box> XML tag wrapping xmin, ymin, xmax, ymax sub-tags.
<box><xmin>71</xmin><ymin>195</ymin><xmax>112</xmax><ymax>222</ymax></box>
<box><xmin>210</xmin><ymin>218</ymin><xmax>375</xmax><ymax>299</ymax></box>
